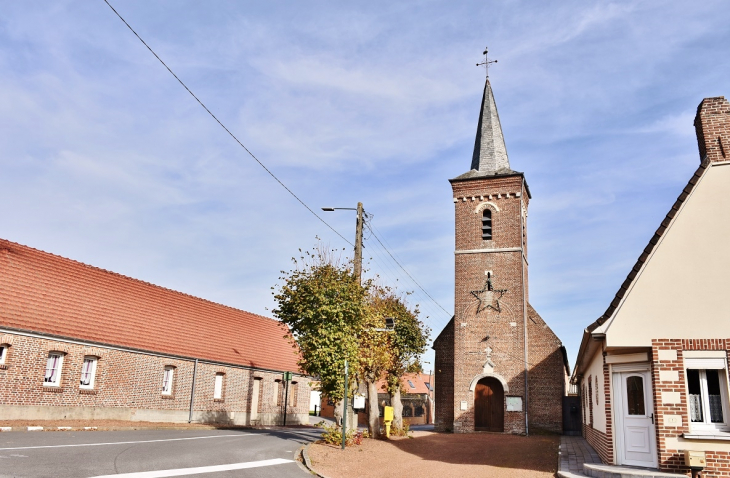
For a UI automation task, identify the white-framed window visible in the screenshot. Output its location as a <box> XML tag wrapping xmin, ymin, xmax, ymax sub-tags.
<box><xmin>161</xmin><ymin>366</ymin><xmax>175</xmax><ymax>395</ymax></box>
<box><xmin>686</xmin><ymin>358</ymin><xmax>729</xmax><ymax>432</ymax></box>
<box><xmin>0</xmin><ymin>345</ymin><xmax>8</xmax><ymax>365</ymax></box>
<box><xmin>44</xmin><ymin>352</ymin><xmax>64</xmax><ymax>387</ymax></box>
<box><xmin>213</xmin><ymin>373</ymin><xmax>224</xmax><ymax>400</ymax></box>
<box><xmin>80</xmin><ymin>356</ymin><xmax>98</xmax><ymax>389</ymax></box>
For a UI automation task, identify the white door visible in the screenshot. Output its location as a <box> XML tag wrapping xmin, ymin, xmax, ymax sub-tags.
<box><xmin>615</xmin><ymin>370</ymin><xmax>657</xmax><ymax>467</ymax></box>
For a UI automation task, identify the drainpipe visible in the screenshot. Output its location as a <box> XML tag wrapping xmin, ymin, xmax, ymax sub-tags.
<box><xmin>188</xmin><ymin>358</ymin><xmax>198</xmax><ymax>423</ymax></box>
<box><xmin>521</xmin><ymin>183</ymin><xmax>529</xmax><ymax>436</ymax></box>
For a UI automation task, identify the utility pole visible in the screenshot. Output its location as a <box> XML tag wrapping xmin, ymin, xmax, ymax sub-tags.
<box><xmin>354</xmin><ymin>202</ymin><xmax>364</xmax><ymax>284</ymax></box>
<box><xmin>341</xmin><ymin>359</ymin><xmax>349</xmax><ymax>450</ymax></box>
<box><xmin>321</xmin><ymin>203</ymin><xmax>363</xmax><ymax>449</ymax></box>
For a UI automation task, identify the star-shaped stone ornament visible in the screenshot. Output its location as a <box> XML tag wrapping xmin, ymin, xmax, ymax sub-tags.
<box><xmin>470</xmin><ymin>281</ymin><xmax>506</xmax><ymax>314</ymax></box>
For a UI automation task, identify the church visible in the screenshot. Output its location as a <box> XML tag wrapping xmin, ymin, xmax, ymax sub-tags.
<box><xmin>433</xmin><ymin>76</ymin><xmax>569</xmax><ymax>434</ymax></box>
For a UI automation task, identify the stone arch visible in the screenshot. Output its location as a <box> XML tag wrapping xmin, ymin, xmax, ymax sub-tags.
<box><xmin>468</xmin><ymin>372</ymin><xmax>509</xmax><ymax>393</ymax></box>
<box><xmin>474</xmin><ymin>201</ymin><xmax>500</xmax><ymax>214</ymax></box>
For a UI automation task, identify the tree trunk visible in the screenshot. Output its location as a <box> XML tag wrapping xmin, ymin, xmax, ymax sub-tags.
<box><xmin>367</xmin><ymin>380</ymin><xmax>381</xmax><ymax>438</ymax></box>
<box><xmin>333</xmin><ymin>399</ymin><xmax>343</xmax><ymax>426</ymax></box>
<box><xmin>391</xmin><ymin>387</ymin><xmax>404</xmax><ymax>429</ymax></box>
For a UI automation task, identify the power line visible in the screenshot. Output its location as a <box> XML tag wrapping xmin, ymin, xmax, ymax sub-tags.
<box><xmin>102</xmin><ymin>0</ymin><xmax>353</xmax><ymax>248</ymax></box>
<box><xmin>367</xmin><ymin>227</ymin><xmax>451</xmax><ymax>318</ymax></box>
<box><xmin>365</xmin><ymin>221</ymin><xmax>450</xmax><ymax>321</ymax></box>
<box><xmin>102</xmin><ymin>0</ymin><xmax>452</xmax><ymax>334</ymax></box>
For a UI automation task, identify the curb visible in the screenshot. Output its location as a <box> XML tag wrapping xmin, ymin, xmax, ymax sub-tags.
<box><xmin>300</xmin><ymin>442</ymin><xmax>333</xmax><ymax>478</ymax></box>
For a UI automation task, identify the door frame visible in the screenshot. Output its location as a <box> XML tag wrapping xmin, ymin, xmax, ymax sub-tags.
<box><xmin>611</xmin><ymin>363</ymin><xmax>658</xmax><ymax>468</ymax></box>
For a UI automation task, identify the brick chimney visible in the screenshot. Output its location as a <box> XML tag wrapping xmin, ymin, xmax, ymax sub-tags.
<box><xmin>694</xmin><ymin>96</ymin><xmax>730</xmax><ymax>163</ymax></box>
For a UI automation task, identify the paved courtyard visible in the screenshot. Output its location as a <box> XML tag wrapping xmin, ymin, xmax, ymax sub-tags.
<box><xmin>307</xmin><ymin>431</ymin><xmax>560</xmax><ymax>478</ymax></box>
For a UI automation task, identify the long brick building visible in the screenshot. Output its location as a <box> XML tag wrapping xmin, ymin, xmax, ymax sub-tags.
<box><xmin>0</xmin><ymin>238</ymin><xmax>310</xmax><ymax>425</ymax></box>
<box><xmin>434</xmin><ymin>77</ymin><xmax>569</xmax><ymax>434</ymax></box>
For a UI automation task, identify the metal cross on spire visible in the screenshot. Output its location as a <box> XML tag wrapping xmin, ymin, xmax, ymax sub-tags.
<box><xmin>476</xmin><ymin>47</ymin><xmax>498</xmax><ymax>78</ymax></box>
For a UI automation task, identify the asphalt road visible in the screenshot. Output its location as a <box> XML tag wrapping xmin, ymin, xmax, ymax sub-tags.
<box><xmin>0</xmin><ymin>427</ymin><xmax>322</xmax><ymax>478</ymax></box>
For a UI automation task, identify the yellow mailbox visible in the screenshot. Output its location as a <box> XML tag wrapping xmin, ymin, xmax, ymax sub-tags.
<box><xmin>383</xmin><ymin>406</ymin><xmax>394</xmax><ymax>438</ymax></box>
<box><xmin>684</xmin><ymin>450</ymin><xmax>706</xmax><ymax>469</ymax></box>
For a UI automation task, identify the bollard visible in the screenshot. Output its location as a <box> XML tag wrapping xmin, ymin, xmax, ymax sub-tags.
<box><xmin>384</xmin><ymin>406</ymin><xmax>394</xmax><ymax>439</ymax></box>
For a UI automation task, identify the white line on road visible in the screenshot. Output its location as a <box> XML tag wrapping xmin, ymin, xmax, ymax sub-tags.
<box><xmin>0</xmin><ymin>434</ymin><xmax>252</xmax><ymax>451</ymax></box>
<box><xmin>89</xmin><ymin>458</ymin><xmax>294</xmax><ymax>477</ymax></box>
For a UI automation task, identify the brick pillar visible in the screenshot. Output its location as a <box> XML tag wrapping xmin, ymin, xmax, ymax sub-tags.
<box><xmin>694</xmin><ymin>96</ymin><xmax>730</xmax><ymax>163</ymax></box>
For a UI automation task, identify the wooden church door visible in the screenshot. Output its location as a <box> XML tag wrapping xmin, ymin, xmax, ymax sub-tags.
<box><xmin>474</xmin><ymin>377</ymin><xmax>504</xmax><ymax>431</ymax></box>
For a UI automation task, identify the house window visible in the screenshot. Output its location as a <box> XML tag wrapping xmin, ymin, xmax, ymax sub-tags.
<box><xmin>0</xmin><ymin>345</ymin><xmax>7</xmax><ymax>365</ymax></box>
<box><xmin>407</xmin><ymin>380</ymin><xmax>416</xmax><ymax>389</ymax></box>
<box><xmin>161</xmin><ymin>366</ymin><xmax>175</xmax><ymax>395</ymax></box>
<box><xmin>482</xmin><ymin>209</ymin><xmax>493</xmax><ymax>240</ymax></box>
<box><xmin>213</xmin><ymin>373</ymin><xmax>224</xmax><ymax>400</ymax></box>
<box><xmin>80</xmin><ymin>356</ymin><xmax>98</xmax><ymax>389</ymax></box>
<box><xmin>687</xmin><ymin>367</ymin><xmax>728</xmax><ymax>429</ymax></box>
<box><xmin>44</xmin><ymin>352</ymin><xmax>64</xmax><ymax>387</ymax></box>
<box><xmin>415</xmin><ymin>405</ymin><xmax>424</xmax><ymax>417</ymax></box>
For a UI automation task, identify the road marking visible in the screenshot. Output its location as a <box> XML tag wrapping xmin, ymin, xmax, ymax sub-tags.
<box><xmin>90</xmin><ymin>458</ymin><xmax>294</xmax><ymax>477</ymax></box>
<box><xmin>0</xmin><ymin>433</ymin><xmax>251</xmax><ymax>451</ymax></box>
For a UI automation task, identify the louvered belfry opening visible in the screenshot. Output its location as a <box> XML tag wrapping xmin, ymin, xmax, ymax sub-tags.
<box><xmin>482</xmin><ymin>209</ymin><xmax>492</xmax><ymax>240</ymax></box>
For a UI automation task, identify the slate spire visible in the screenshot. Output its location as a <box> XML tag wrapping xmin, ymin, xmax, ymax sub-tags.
<box><xmin>469</xmin><ymin>79</ymin><xmax>511</xmax><ymax>175</ymax></box>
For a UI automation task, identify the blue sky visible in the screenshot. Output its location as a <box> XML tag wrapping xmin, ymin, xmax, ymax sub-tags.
<box><xmin>1</xmin><ymin>1</ymin><xmax>729</xmax><ymax>370</ymax></box>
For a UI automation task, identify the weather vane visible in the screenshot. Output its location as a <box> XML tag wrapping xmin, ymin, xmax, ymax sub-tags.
<box><xmin>476</xmin><ymin>47</ymin><xmax>497</xmax><ymax>78</ymax></box>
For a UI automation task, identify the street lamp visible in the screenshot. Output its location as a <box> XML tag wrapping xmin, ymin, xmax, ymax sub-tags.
<box><xmin>321</xmin><ymin>203</ymin><xmax>364</xmax><ymax>284</ymax></box>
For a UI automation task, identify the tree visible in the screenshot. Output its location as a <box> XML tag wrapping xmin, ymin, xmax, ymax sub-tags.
<box><xmin>383</xmin><ymin>294</ymin><xmax>430</xmax><ymax>430</ymax></box>
<box><xmin>272</xmin><ymin>246</ymin><xmax>367</xmax><ymax>428</ymax></box>
<box><xmin>357</xmin><ymin>285</ymin><xmax>397</xmax><ymax>439</ymax></box>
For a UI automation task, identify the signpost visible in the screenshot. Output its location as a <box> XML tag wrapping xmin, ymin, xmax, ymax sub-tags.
<box><xmin>283</xmin><ymin>371</ymin><xmax>292</xmax><ymax>426</ymax></box>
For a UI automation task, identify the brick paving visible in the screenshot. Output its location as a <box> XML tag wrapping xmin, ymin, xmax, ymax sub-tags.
<box><xmin>559</xmin><ymin>435</ymin><xmax>602</xmax><ymax>476</ymax></box>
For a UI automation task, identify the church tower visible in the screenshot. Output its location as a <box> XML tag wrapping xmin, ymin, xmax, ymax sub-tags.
<box><xmin>433</xmin><ymin>75</ymin><xmax>567</xmax><ymax>434</ymax></box>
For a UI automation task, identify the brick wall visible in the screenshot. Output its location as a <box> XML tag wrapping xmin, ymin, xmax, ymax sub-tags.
<box><xmin>0</xmin><ymin>332</ymin><xmax>311</xmax><ymax>425</ymax></box>
<box><xmin>694</xmin><ymin>96</ymin><xmax>730</xmax><ymax>163</ymax></box>
<box><xmin>581</xmin><ymin>352</ymin><xmax>614</xmax><ymax>464</ymax></box>
<box><xmin>434</xmin><ymin>318</ymin><xmax>455</xmax><ymax>431</ymax></box>
<box><xmin>652</xmin><ymin>338</ymin><xmax>730</xmax><ymax>477</ymax></box>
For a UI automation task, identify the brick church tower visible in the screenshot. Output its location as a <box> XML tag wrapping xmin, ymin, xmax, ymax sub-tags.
<box><xmin>433</xmin><ymin>77</ymin><xmax>568</xmax><ymax>434</ymax></box>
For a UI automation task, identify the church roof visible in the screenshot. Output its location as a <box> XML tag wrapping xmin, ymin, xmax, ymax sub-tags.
<box><xmin>453</xmin><ymin>79</ymin><xmax>519</xmax><ymax>180</ymax></box>
<box><xmin>0</xmin><ymin>238</ymin><xmax>301</xmax><ymax>373</ymax></box>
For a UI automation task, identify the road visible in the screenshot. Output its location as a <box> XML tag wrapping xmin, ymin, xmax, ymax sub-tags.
<box><xmin>0</xmin><ymin>427</ymin><xmax>321</xmax><ymax>478</ymax></box>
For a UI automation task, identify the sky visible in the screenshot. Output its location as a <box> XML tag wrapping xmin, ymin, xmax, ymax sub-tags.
<box><xmin>1</xmin><ymin>1</ymin><xmax>729</xmax><ymax>372</ymax></box>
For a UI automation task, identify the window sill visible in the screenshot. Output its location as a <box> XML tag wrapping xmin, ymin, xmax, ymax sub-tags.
<box><xmin>79</xmin><ymin>389</ymin><xmax>97</xmax><ymax>395</ymax></box>
<box><xmin>214</xmin><ymin>399</ymin><xmax>225</xmax><ymax>403</ymax></box>
<box><xmin>0</xmin><ymin>364</ymin><xmax>7</xmax><ymax>370</ymax></box>
<box><xmin>43</xmin><ymin>386</ymin><xmax>64</xmax><ymax>393</ymax></box>
<box><xmin>683</xmin><ymin>432</ymin><xmax>730</xmax><ymax>441</ymax></box>
<box><xmin>161</xmin><ymin>394</ymin><xmax>175</xmax><ymax>400</ymax></box>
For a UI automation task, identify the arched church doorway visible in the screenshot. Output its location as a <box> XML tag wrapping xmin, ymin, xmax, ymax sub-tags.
<box><xmin>474</xmin><ymin>377</ymin><xmax>504</xmax><ymax>432</ymax></box>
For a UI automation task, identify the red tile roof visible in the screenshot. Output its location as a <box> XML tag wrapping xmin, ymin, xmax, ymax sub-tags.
<box><xmin>377</xmin><ymin>372</ymin><xmax>432</xmax><ymax>395</ymax></box>
<box><xmin>0</xmin><ymin>238</ymin><xmax>300</xmax><ymax>373</ymax></box>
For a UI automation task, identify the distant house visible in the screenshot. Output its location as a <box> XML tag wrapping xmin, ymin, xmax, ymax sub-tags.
<box><xmin>318</xmin><ymin>373</ymin><xmax>434</xmax><ymax>427</ymax></box>
<box><xmin>0</xmin><ymin>238</ymin><xmax>310</xmax><ymax>425</ymax></box>
<box><xmin>572</xmin><ymin>97</ymin><xmax>730</xmax><ymax>475</ymax></box>
<box><xmin>370</xmin><ymin>373</ymin><xmax>434</xmax><ymax>426</ymax></box>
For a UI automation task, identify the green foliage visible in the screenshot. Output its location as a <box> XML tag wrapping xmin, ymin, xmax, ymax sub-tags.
<box><xmin>389</xmin><ymin>421</ymin><xmax>410</xmax><ymax>437</ymax></box>
<box><xmin>272</xmin><ymin>245</ymin><xmax>368</xmax><ymax>402</ymax></box>
<box><xmin>320</xmin><ymin>422</ymin><xmax>366</xmax><ymax>447</ymax></box>
<box><xmin>382</xmin><ymin>293</ymin><xmax>430</xmax><ymax>395</ymax></box>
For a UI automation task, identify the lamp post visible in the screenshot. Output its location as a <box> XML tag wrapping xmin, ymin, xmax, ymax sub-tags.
<box><xmin>322</xmin><ymin>203</ymin><xmax>365</xmax><ymax>449</ymax></box>
<box><xmin>321</xmin><ymin>202</ymin><xmax>364</xmax><ymax>284</ymax></box>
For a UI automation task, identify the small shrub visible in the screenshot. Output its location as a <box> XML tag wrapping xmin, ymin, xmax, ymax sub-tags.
<box><xmin>320</xmin><ymin>422</ymin><xmax>364</xmax><ymax>447</ymax></box>
<box><xmin>389</xmin><ymin>421</ymin><xmax>410</xmax><ymax>437</ymax></box>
